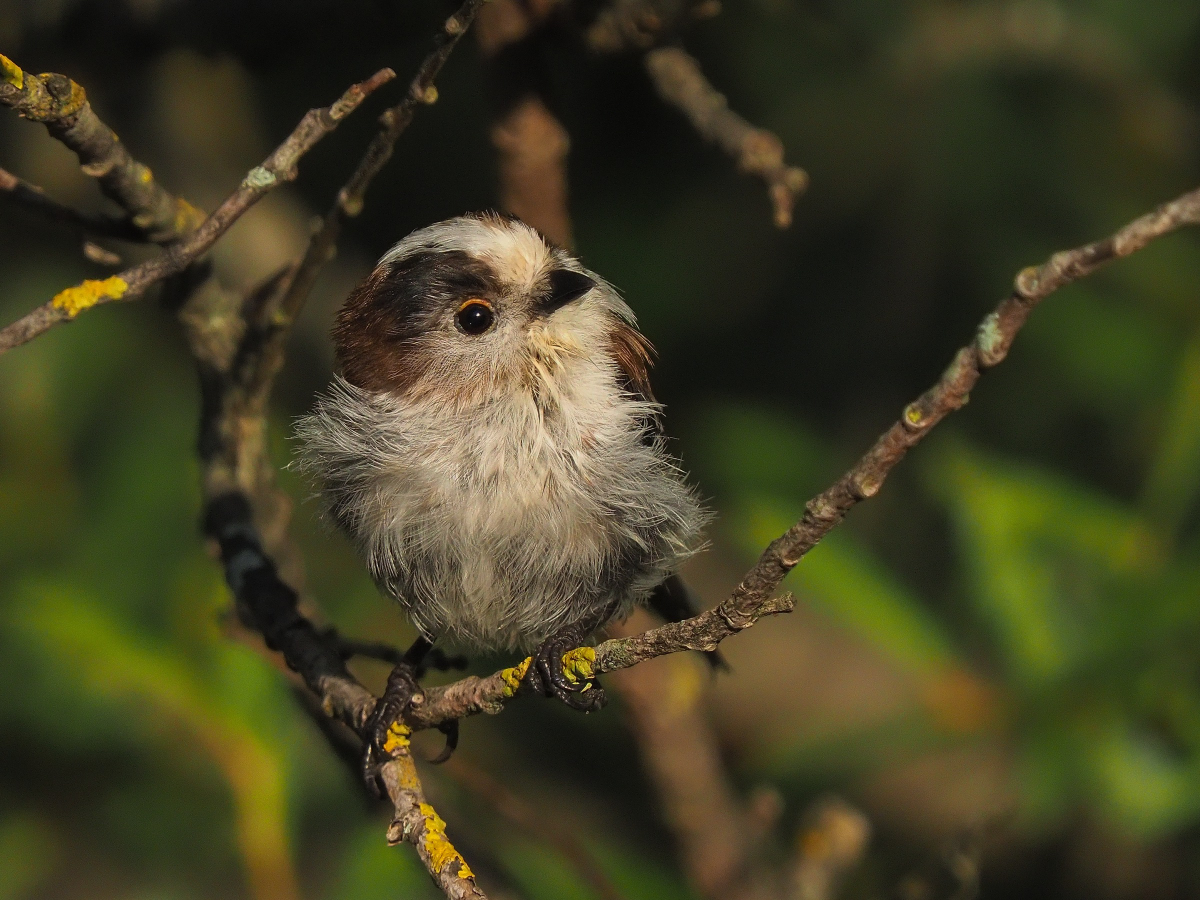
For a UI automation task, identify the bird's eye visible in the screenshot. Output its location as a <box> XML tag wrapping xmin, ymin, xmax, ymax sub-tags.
<box><xmin>454</xmin><ymin>299</ymin><xmax>495</xmax><ymax>335</ymax></box>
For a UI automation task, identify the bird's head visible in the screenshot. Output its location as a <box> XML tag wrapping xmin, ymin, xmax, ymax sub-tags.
<box><xmin>332</xmin><ymin>213</ymin><xmax>653</xmax><ymax>406</ymax></box>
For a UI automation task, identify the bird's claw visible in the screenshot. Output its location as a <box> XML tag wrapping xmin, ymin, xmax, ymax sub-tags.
<box><xmin>361</xmin><ymin>661</ymin><xmax>420</xmax><ymax>798</ymax></box>
<box><xmin>526</xmin><ymin>629</ymin><xmax>607</xmax><ymax>712</ymax></box>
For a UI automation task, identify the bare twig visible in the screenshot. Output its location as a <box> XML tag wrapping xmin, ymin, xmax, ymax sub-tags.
<box><xmin>0</xmin><ymin>165</ymin><xmax>142</xmax><ymax>241</ymax></box>
<box><xmin>0</xmin><ymin>53</ymin><xmax>204</xmax><ymax>242</ymax></box>
<box><xmin>0</xmin><ymin>67</ymin><xmax>396</xmax><ymax>355</ymax></box>
<box><xmin>644</xmin><ymin>46</ymin><xmax>807</xmax><ymax>228</ymax></box>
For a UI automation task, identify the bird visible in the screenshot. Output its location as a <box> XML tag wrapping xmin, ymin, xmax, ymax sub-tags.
<box><xmin>295</xmin><ymin>212</ymin><xmax>710</xmax><ymax>776</ymax></box>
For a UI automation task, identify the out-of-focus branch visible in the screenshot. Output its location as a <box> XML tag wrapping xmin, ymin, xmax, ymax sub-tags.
<box><xmin>645</xmin><ymin>46</ymin><xmax>807</xmax><ymax>228</ymax></box>
<box><xmin>0</xmin><ymin>165</ymin><xmax>142</xmax><ymax>241</ymax></box>
<box><xmin>0</xmin><ymin>52</ymin><xmax>204</xmax><ymax>242</ymax></box>
<box><xmin>606</xmin><ymin>610</ymin><xmax>774</xmax><ymax>900</ymax></box>
<box><xmin>583</xmin><ymin>0</ymin><xmax>721</xmax><ymax>53</ymax></box>
<box><xmin>476</xmin><ymin>0</ymin><xmax>573</xmax><ymax>248</ymax></box>
<box><xmin>441</xmin><ymin>756</ymin><xmax>628</xmax><ymax>900</ymax></box>
<box><xmin>790</xmin><ymin>796</ymin><xmax>871</xmax><ymax>900</ymax></box>
<box><xmin>0</xmin><ymin>68</ymin><xmax>395</xmax><ymax>355</ymax></box>
<box><xmin>397</xmin><ymin>181</ymin><xmax>1200</xmax><ymax>731</ymax></box>
<box><xmin>473</xmin><ymin>20</ymin><xmax>772</xmax><ymax>895</ymax></box>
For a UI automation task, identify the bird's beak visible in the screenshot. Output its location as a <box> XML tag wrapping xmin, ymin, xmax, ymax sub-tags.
<box><xmin>541</xmin><ymin>269</ymin><xmax>596</xmax><ymax>314</ymax></box>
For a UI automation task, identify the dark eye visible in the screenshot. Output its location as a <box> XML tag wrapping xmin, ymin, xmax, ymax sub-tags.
<box><xmin>454</xmin><ymin>299</ymin><xmax>495</xmax><ymax>335</ymax></box>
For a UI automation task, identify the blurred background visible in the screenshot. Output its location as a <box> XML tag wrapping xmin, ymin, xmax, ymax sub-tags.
<box><xmin>3</xmin><ymin>0</ymin><xmax>1200</xmax><ymax>898</ymax></box>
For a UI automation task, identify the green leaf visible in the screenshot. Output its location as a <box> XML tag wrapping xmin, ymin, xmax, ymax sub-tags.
<box><xmin>0</xmin><ymin>815</ymin><xmax>55</xmax><ymax>900</ymax></box>
<box><xmin>935</xmin><ymin>444</ymin><xmax>1163</xmax><ymax>687</ymax></box>
<box><xmin>1142</xmin><ymin>334</ymin><xmax>1200</xmax><ymax>535</ymax></box>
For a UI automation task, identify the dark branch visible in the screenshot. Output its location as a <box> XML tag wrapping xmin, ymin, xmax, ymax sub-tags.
<box><xmin>644</xmin><ymin>46</ymin><xmax>808</xmax><ymax>228</ymax></box>
<box><xmin>0</xmin><ymin>166</ymin><xmax>144</xmax><ymax>241</ymax></box>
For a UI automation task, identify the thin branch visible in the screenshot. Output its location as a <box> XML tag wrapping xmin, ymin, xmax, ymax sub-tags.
<box><xmin>0</xmin><ymin>52</ymin><xmax>204</xmax><ymax>242</ymax></box>
<box><xmin>396</xmin><ymin>181</ymin><xmax>1200</xmax><ymax>732</ymax></box>
<box><xmin>383</xmin><ymin>749</ymin><xmax>487</xmax><ymax>900</ymax></box>
<box><xmin>0</xmin><ymin>165</ymin><xmax>143</xmax><ymax>241</ymax></box>
<box><xmin>644</xmin><ymin>46</ymin><xmax>807</xmax><ymax>228</ymax></box>
<box><xmin>0</xmin><ymin>67</ymin><xmax>396</xmax><ymax>356</ymax></box>
<box><xmin>240</xmin><ymin>0</ymin><xmax>488</xmax><ymax>414</ymax></box>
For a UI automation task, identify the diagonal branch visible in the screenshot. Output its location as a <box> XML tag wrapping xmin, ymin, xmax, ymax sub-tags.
<box><xmin>0</xmin><ymin>165</ymin><xmax>144</xmax><ymax>241</ymax></box>
<box><xmin>0</xmin><ymin>67</ymin><xmax>396</xmax><ymax>356</ymax></box>
<box><xmin>395</xmin><ymin>181</ymin><xmax>1200</xmax><ymax>731</ymax></box>
<box><xmin>0</xmin><ymin>52</ymin><xmax>204</xmax><ymax>242</ymax></box>
<box><xmin>644</xmin><ymin>46</ymin><xmax>808</xmax><ymax>228</ymax></box>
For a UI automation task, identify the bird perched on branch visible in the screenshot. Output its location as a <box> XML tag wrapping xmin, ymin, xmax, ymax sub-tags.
<box><xmin>296</xmin><ymin>213</ymin><xmax>708</xmax><ymax>780</ymax></box>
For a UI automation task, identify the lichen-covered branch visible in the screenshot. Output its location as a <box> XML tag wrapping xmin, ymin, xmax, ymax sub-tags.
<box><xmin>0</xmin><ymin>52</ymin><xmax>204</xmax><ymax>242</ymax></box>
<box><xmin>644</xmin><ymin>46</ymin><xmax>807</xmax><ymax>228</ymax></box>
<box><xmin>0</xmin><ymin>67</ymin><xmax>395</xmax><ymax>355</ymax></box>
<box><xmin>399</xmin><ymin>181</ymin><xmax>1200</xmax><ymax>732</ymax></box>
<box><xmin>383</xmin><ymin>748</ymin><xmax>485</xmax><ymax>900</ymax></box>
<box><xmin>166</xmin><ymin>15</ymin><xmax>485</xmax><ymax>897</ymax></box>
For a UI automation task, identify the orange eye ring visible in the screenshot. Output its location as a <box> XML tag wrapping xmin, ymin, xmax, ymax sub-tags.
<box><xmin>454</xmin><ymin>299</ymin><xmax>495</xmax><ymax>335</ymax></box>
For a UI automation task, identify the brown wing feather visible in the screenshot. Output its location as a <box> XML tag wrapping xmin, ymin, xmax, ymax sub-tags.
<box><xmin>607</xmin><ymin>320</ymin><xmax>656</xmax><ymax>403</ymax></box>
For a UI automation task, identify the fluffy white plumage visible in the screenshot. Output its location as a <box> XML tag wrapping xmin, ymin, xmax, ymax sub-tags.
<box><xmin>295</xmin><ymin>215</ymin><xmax>706</xmax><ymax>652</ymax></box>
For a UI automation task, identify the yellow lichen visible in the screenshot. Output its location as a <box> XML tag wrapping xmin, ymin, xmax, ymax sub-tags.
<box><xmin>561</xmin><ymin>646</ymin><xmax>596</xmax><ymax>684</ymax></box>
<box><xmin>51</xmin><ymin>276</ymin><xmax>128</xmax><ymax>318</ymax></box>
<box><xmin>382</xmin><ymin>720</ymin><xmax>411</xmax><ymax>755</ymax></box>
<box><xmin>499</xmin><ymin>656</ymin><xmax>532</xmax><ymax>698</ymax></box>
<box><xmin>0</xmin><ymin>54</ymin><xmax>23</xmax><ymax>89</ymax></box>
<box><xmin>174</xmin><ymin>199</ymin><xmax>205</xmax><ymax>234</ymax></box>
<box><xmin>419</xmin><ymin>802</ymin><xmax>472</xmax><ymax>878</ymax></box>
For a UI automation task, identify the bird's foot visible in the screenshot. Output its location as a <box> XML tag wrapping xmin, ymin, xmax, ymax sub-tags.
<box><xmin>525</xmin><ymin>627</ymin><xmax>607</xmax><ymax>712</ymax></box>
<box><xmin>361</xmin><ymin>661</ymin><xmax>421</xmax><ymax>797</ymax></box>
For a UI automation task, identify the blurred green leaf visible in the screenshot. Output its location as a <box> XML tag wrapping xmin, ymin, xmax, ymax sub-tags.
<box><xmin>935</xmin><ymin>443</ymin><xmax>1163</xmax><ymax>687</ymax></box>
<box><xmin>0</xmin><ymin>815</ymin><xmax>54</xmax><ymax>900</ymax></box>
<box><xmin>1142</xmin><ymin>333</ymin><xmax>1200</xmax><ymax>535</ymax></box>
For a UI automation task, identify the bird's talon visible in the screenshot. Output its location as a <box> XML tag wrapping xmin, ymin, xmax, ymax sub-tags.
<box><xmin>526</xmin><ymin>631</ymin><xmax>608</xmax><ymax>712</ymax></box>
<box><xmin>361</xmin><ymin>660</ymin><xmax>420</xmax><ymax>797</ymax></box>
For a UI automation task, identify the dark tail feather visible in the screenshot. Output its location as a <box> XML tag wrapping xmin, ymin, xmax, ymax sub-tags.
<box><xmin>647</xmin><ymin>574</ymin><xmax>730</xmax><ymax>672</ymax></box>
